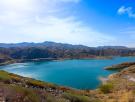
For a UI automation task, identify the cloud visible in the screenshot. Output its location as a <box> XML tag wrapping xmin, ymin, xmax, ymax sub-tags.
<box><xmin>22</xmin><ymin>16</ymin><xmax>115</xmax><ymax>46</ymax></box>
<box><xmin>0</xmin><ymin>0</ymin><xmax>80</xmax><ymax>25</ymax></box>
<box><xmin>118</xmin><ymin>6</ymin><xmax>135</xmax><ymax>18</ymax></box>
<box><xmin>0</xmin><ymin>0</ymin><xmax>115</xmax><ymax>46</ymax></box>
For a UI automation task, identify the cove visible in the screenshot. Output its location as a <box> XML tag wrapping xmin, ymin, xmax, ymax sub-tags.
<box><xmin>0</xmin><ymin>57</ymin><xmax>135</xmax><ymax>89</ymax></box>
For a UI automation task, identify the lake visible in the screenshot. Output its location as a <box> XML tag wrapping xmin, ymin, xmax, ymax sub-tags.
<box><xmin>0</xmin><ymin>57</ymin><xmax>135</xmax><ymax>89</ymax></box>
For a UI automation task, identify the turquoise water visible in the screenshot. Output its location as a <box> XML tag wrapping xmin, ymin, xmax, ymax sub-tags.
<box><xmin>0</xmin><ymin>57</ymin><xmax>135</xmax><ymax>89</ymax></box>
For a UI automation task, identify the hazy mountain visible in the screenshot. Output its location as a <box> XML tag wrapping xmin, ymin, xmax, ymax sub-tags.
<box><xmin>0</xmin><ymin>41</ymin><xmax>90</xmax><ymax>49</ymax></box>
<box><xmin>0</xmin><ymin>41</ymin><xmax>131</xmax><ymax>49</ymax></box>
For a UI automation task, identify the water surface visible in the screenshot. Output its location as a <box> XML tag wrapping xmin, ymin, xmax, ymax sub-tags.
<box><xmin>0</xmin><ymin>57</ymin><xmax>135</xmax><ymax>89</ymax></box>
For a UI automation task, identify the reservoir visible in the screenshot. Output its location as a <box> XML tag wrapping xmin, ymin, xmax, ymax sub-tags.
<box><xmin>0</xmin><ymin>57</ymin><xmax>135</xmax><ymax>89</ymax></box>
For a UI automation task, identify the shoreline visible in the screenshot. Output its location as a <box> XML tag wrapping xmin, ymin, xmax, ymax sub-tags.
<box><xmin>0</xmin><ymin>61</ymin><xmax>131</xmax><ymax>89</ymax></box>
<box><xmin>99</xmin><ymin>76</ymin><xmax>109</xmax><ymax>84</ymax></box>
<box><xmin>105</xmin><ymin>62</ymin><xmax>135</xmax><ymax>70</ymax></box>
<box><xmin>1</xmin><ymin>61</ymin><xmax>135</xmax><ymax>101</ymax></box>
<box><xmin>0</xmin><ymin>56</ymin><xmax>134</xmax><ymax>90</ymax></box>
<box><xmin>0</xmin><ymin>56</ymin><xmax>114</xmax><ymax>66</ymax></box>
<box><xmin>1</xmin><ymin>55</ymin><xmax>135</xmax><ymax>66</ymax></box>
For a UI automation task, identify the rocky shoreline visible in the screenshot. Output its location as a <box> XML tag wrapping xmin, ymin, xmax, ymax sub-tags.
<box><xmin>0</xmin><ymin>56</ymin><xmax>113</xmax><ymax>66</ymax></box>
<box><xmin>105</xmin><ymin>62</ymin><xmax>135</xmax><ymax>70</ymax></box>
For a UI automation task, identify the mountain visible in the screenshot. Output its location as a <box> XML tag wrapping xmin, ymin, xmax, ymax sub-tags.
<box><xmin>0</xmin><ymin>41</ymin><xmax>90</xmax><ymax>49</ymax></box>
<box><xmin>0</xmin><ymin>41</ymin><xmax>130</xmax><ymax>49</ymax></box>
<box><xmin>0</xmin><ymin>41</ymin><xmax>135</xmax><ymax>65</ymax></box>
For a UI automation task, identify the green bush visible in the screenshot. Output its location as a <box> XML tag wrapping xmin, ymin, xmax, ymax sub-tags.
<box><xmin>63</xmin><ymin>93</ymin><xmax>90</xmax><ymax>102</ymax></box>
<box><xmin>0</xmin><ymin>70</ymin><xmax>11</xmax><ymax>83</ymax></box>
<box><xmin>99</xmin><ymin>83</ymin><xmax>113</xmax><ymax>94</ymax></box>
<box><xmin>26</xmin><ymin>78</ymin><xmax>57</xmax><ymax>89</ymax></box>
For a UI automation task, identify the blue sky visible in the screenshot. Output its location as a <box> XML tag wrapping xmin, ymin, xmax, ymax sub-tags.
<box><xmin>0</xmin><ymin>0</ymin><xmax>135</xmax><ymax>47</ymax></box>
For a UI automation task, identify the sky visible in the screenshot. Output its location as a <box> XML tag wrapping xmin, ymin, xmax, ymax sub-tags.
<box><xmin>0</xmin><ymin>0</ymin><xmax>135</xmax><ymax>47</ymax></box>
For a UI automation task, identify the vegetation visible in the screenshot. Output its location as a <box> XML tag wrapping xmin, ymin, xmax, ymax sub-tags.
<box><xmin>99</xmin><ymin>83</ymin><xmax>114</xmax><ymax>94</ymax></box>
<box><xmin>0</xmin><ymin>70</ymin><xmax>11</xmax><ymax>83</ymax></box>
<box><xmin>63</xmin><ymin>93</ymin><xmax>90</xmax><ymax>102</ymax></box>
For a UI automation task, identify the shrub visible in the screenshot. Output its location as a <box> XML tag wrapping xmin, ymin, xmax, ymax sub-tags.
<box><xmin>0</xmin><ymin>70</ymin><xmax>11</xmax><ymax>83</ymax></box>
<box><xmin>26</xmin><ymin>79</ymin><xmax>57</xmax><ymax>89</ymax></box>
<box><xmin>45</xmin><ymin>95</ymin><xmax>58</xmax><ymax>102</ymax></box>
<box><xmin>13</xmin><ymin>85</ymin><xmax>40</xmax><ymax>102</ymax></box>
<box><xmin>99</xmin><ymin>83</ymin><xmax>113</xmax><ymax>94</ymax></box>
<box><xmin>63</xmin><ymin>92</ymin><xmax>90</xmax><ymax>102</ymax></box>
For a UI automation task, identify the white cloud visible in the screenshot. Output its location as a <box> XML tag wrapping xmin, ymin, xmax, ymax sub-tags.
<box><xmin>118</xmin><ymin>6</ymin><xmax>131</xmax><ymax>14</ymax></box>
<box><xmin>20</xmin><ymin>16</ymin><xmax>115</xmax><ymax>46</ymax></box>
<box><xmin>0</xmin><ymin>0</ymin><xmax>115</xmax><ymax>46</ymax></box>
<box><xmin>118</xmin><ymin>6</ymin><xmax>135</xmax><ymax>18</ymax></box>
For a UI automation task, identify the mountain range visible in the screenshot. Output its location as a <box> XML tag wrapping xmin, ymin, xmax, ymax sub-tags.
<box><xmin>0</xmin><ymin>41</ymin><xmax>135</xmax><ymax>65</ymax></box>
<box><xmin>0</xmin><ymin>41</ymin><xmax>131</xmax><ymax>49</ymax></box>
